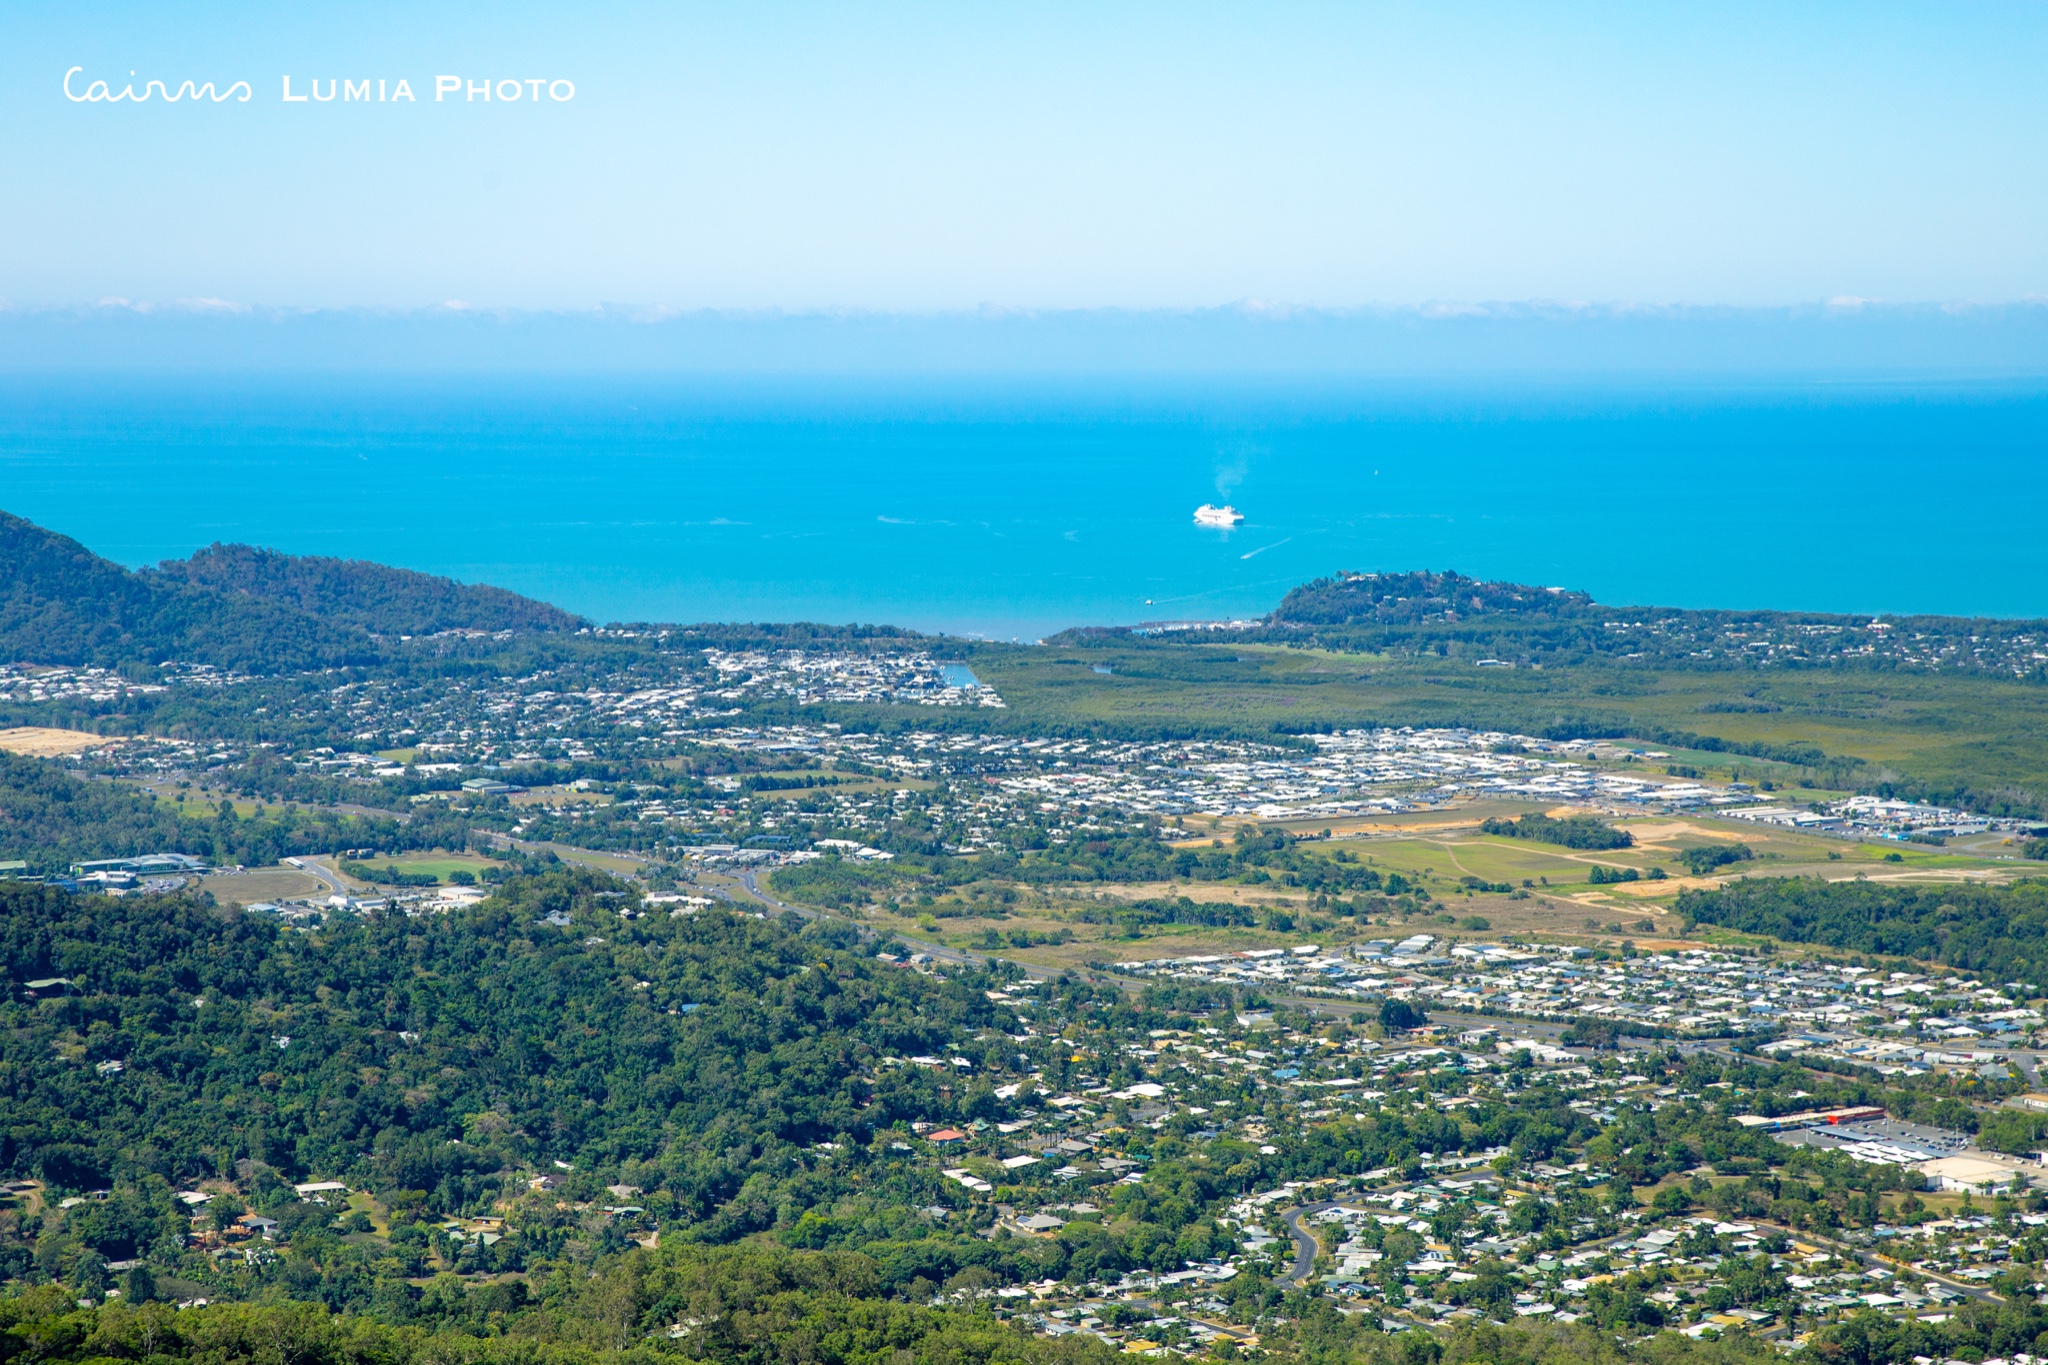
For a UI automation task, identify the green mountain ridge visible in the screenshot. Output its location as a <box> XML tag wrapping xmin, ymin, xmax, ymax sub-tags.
<box><xmin>148</xmin><ymin>542</ymin><xmax>586</xmax><ymax>636</ymax></box>
<box><xmin>0</xmin><ymin>512</ymin><xmax>581</xmax><ymax>673</ymax></box>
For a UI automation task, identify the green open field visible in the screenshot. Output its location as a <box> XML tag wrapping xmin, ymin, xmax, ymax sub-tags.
<box><xmin>960</xmin><ymin>639</ymin><xmax>2048</xmax><ymax>811</ymax></box>
<box><xmin>340</xmin><ymin>852</ymin><xmax>507</xmax><ymax>885</ymax></box>
<box><xmin>512</xmin><ymin>841</ymin><xmax>647</xmax><ymax>877</ymax></box>
<box><xmin>124</xmin><ymin>782</ymin><xmax>267</xmax><ymax>819</ymax></box>
<box><xmin>1341</xmin><ymin>814</ymin><xmax>2021</xmax><ymax>887</ymax></box>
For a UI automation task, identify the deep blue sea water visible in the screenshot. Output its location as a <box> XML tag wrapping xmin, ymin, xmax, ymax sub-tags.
<box><xmin>3</xmin><ymin>377</ymin><xmax>2045</xmax><ymax>639</ymax></box>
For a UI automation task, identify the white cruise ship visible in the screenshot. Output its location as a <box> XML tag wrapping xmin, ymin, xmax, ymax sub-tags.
<box><xmin>1193</xmin><ymin>503</ymin><xmax>1244</xmax><ymax>527</ymax></box>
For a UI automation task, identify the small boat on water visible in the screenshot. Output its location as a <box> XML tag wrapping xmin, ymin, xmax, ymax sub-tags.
<box><xmin>1193</xmin><ymin>503</ymin><xmax>1244</xmax><ymax>527</ymax></box>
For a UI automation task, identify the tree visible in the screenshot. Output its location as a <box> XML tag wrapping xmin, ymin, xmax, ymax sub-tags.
<box><xmin>1479</xmin><ymin>814</ymin><xmax>1633</xmax><ymax>850</ymax></box>
<box><xmin>1562</xmin><ymin>1018</ymin><xmax>1619</xmax><ymax>1049</ymax></box>
<box><xmin>1379</xmin><ymin>999</ymin><xmax>1428</xmax><ymax>1032</ymax></box>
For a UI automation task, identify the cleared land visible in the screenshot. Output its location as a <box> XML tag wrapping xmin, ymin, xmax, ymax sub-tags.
<box><xmin>199</xmin><ymin>866</ymin><xmax>328</xmax><ymax>903</ymax></box>
<box><xmin>0</xmin><ymin>726</ymin><xmax>106</xmax><ymax>757</ymax></box>
<box><xmin>505</xmin><ymin>839</ymin><xmax>647</xmax><ymax>877</ymax></box>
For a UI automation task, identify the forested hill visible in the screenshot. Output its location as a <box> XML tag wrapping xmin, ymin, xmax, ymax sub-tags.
<box><xmin>150</xmin><ymin>543</ymin><xmax>586</xmax><ymax>636</ymax></box>
<box><xmin>1259</xmin><ymin>571</ymin><xmax>2048</xmax><ymax>674</ymax></box>
<box><xmin>0</xmin><ymin>870</ymin><xmax>1018</xmax><ymax>1229</ymax></box>
<box><xmin>0</xmin><ymin>512</ymin><xmax>583</xmax><ymax>672</ymax></box>
<box><xmin>1271</xmin><ymin>572</ymin><xmax>1594</xmax><ymax>629</ymax></box>
<box><xmin>0</xmin><ymin>512</ymin><xmax>373</xmax><ymax>672</ymax></box>
<box><xmin>1057</xmin><ymin>569</ymin><xmax>2048</xmax><ymax>677</ymax></box>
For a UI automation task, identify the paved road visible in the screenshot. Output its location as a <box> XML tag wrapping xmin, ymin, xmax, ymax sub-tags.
<box><xmin>1278</xmin><ymin>1204</ymin><xmax>1330</xmax><ymax>1287</ymax></box>
<box><xmin>287</xmin><ymin>857</ymin><xmax>348</xmax><ymax>897</ymax></box>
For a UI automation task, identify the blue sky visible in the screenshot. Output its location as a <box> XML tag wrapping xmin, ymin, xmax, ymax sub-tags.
<box><xmin>8</xmin><ymin>1</ymin><xmax>2048</xmax><ymax>310</ymax></box>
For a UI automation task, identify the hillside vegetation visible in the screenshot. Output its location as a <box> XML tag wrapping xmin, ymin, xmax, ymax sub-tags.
<box><xmin>150</xmin><ymin>543</ymin><xmax>585</xmax><ymax>636</ymax></box>
<box><xmin>0</xmin><ymin>513</ymin><xmax>371</xmax><ymax>672</ymax></box>
<box><xmin>14</xmin><ymin>874</ymin><xmax>2048</xmax><ymax>1363</ymax></box>
<box><xmin>0</xmin><ymin>512</ymin><xmax>580</xmax><ymax>673</ymax></box>
<box><xmin>0</xmin><ymin>873</ymin><xmax>1004</xmax><ymax>1206</ymax></box>
<box><xmin>0</xmin><ymin>1270</ymin><xmax>1821</xmax><ymax>1365</ymax></box>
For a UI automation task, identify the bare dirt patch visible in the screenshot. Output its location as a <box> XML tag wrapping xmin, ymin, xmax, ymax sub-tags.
<box><xmin>1604</xmin><ymin>875</ymin><xmax>1726</xmax><ymax>896</ymax></box>
<box><xmin>1619</xmin><ymin>820</ymin><xmax>1755</xmax><ymax>848</ymax></box>
<box><xmin>1005</xmin><ymin>930</ymin><xmax>1297</xmax><ymax>972</ymax></box>
<box><xmin>1443</xmin><ymin>891</ymin><xmax>1681</xmax><ymax>938</ymax></box>
<box><xmin>0</xmin><ymin>727</ymin><xmax>109</xmax><ymax>757</ymax></box>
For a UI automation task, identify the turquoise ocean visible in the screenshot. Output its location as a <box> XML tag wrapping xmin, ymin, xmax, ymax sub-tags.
<box><xmin>4</xmin><ymin>378</ymin><xmax>2045</xmax><ymax>639</ymax></box>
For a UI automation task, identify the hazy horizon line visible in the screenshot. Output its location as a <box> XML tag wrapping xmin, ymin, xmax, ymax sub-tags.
<box><xmin>8</xmin><ymin>298</ymin><xmax>2048</xmax><ymax>376</ymax></box>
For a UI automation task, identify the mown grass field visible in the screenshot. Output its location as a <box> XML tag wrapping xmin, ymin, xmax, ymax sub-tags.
<box><xmin>342</xmin><ymin>852</ymin><xmax>506</xmax><ymax>883</ymax></box>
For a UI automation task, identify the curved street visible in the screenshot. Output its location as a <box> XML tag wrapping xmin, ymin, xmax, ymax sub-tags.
<box><xmin>1278</xmin><ymin>1204</ymin><xmax>1331</xmax><ymax>1287</ymax></box>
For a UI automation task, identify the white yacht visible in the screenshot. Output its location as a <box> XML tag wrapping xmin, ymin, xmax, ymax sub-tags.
<box><xmin>1193</xmin><ymin>503</ymin><xmax>1244</xmax><ymax>527</ymax></box>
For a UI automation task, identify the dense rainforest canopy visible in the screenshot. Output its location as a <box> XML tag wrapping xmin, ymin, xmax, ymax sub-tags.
<box><xmin>0</xmin><ymin>873</ymin><xmax>1012</xmax><ymax>1202</ymax></box>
